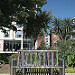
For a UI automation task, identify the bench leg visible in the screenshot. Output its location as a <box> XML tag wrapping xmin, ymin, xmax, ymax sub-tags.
<box><xmin>13</xmin><ymin>68</ymin><xmax>16</xmax><ymax>75</ymax></box>
<box><xmin>51</xmin><ymin>69</ymin><xmax>53</xmax><ymax>75</ymax></box>
<box><xmin>11</xmin><ymin>68</ymin><xmax>16</xmax><ymax>75</ymax></box>
<box><xmin>11</xmin><ymin>59</ymin><xmax>16</xmax><ymax>75</ymax></box>
<box><xmin>59</xmin><ymin>59</ymin><xmax>65</xmax><ymax>75</ymax></box>
<box><xmin>11</xmin><ymin>67</ymin><xmax>14</xmax><ymax>75</ymax></box>
<box><xmin>59</xmin><ymin>68</ymin><xmax>65</xmax><ymax>75</ymax></box>
<box><xmin>22</xmin><ymin>68</ymin><xmax>25</xmax><ymax>75</ymax></box>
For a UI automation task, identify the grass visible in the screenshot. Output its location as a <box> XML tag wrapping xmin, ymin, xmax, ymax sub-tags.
<box><xmin>65</xmin><ymin>67</ymin><xmax>75</xmax><ymax>73</ymax></box>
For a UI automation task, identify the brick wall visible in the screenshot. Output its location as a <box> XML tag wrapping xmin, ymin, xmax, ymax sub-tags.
<box><xmin>38</xmin><ymin>34</ymin><xmax>45</xmax><ymax>47</ymax></box>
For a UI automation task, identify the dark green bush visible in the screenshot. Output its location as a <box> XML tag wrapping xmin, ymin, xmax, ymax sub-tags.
<box><xmin>0</xmin><ymin>54</ymin><xmax>10</xmax><ymax>64</ymax></box>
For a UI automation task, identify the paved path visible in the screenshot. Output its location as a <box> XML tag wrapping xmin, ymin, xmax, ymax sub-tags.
<box><xmin>0</xmin><ymin>74</ymin><xmax>10</xmax><ymax>75</ymax></box>
<box><xmin>0</xmin><ymin>73</ymin><xmax>75</xmax><ymax>75</ymax></box>
<box><xmin>65</xmin><ymin>73</ymin><xmax>75</xmax><ymax>75</ymax></box>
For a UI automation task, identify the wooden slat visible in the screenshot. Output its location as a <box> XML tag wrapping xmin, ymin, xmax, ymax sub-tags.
<box><xmin>24</xmin><ymin>51</ymin><xmax>25</xmax><ymax>66</ymax></box>
<box><xmin>52</xmin><ymin>51</ymin><xmax>54</xmax><ymax>66</ymax></box>
<box><xmin>22</xmin><ymin>51</ymin><xmax>24</xmax><ymax>66</ymax></box>
<box><xmin>43</xmin><ymin>51</ymin><xmax>45</xmax><ymax>66</ymax></box>
<box><xmin>35</xmin><ymin>51</ymin><xmax>36</xmax><ymax>66</ymax></box>
<box><xmin>46</xmin><ymin>51</ymin><xmax>48</xmax><ymax>66</ymax></box>
<box><xmin>48</xmin><ymin>51</ymin><xmax>49</xmax><ymax>66</ymax></box>
<box><xmin>37</xmin><ymin>51</ymin><xmax>38</xmax><ymax>66</ymax></box>
<box><xmin>39</xmin><ymin>51</ymin><xmax>41</xmax><ymax>67</ymax></box>
<box><xmin>26</xmin><ymin>50</ymin><xmax>28</xmax><ymax>66</ymax></box>
<box><xmin>17</xmin><ymin>50</ymin><xmax>58</xmax><ymax>68</ymax></box>
<box><xmin>56</xmin><ymin>50</ymin><xmax>58</xmax><ymax>66</ymax></box>
<box><xmin>28</xmin><ymin>52</ymin><xmax>30</xmax><ymax>66</ymax></box>
<box><xmin>30</xmin><ymin>51</ymin><xmax>32</xmax><ymax>67</ymax></box>
<box><xmin>17</xmin><ymin>51</ymin><xmax>19</xmax><ymax>66</ymax></box>
<box><xmin>20</xmin><ymin>51</ymin><xmax>21</xmax><ymax>66</ymax></box>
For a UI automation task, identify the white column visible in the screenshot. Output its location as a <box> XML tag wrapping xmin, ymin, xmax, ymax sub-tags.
<box><xmin>21</xmin><ymin>26</ymin><xmax>23</xmax><ymax>50</ymax></box>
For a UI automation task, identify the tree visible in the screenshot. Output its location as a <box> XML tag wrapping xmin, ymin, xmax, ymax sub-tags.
<box><xmin>63</xmin><ymin>17</ymin><xmax>72</xmax><ymax>40</ymax></box>
<box><xmin>52</xmin><ymin>17</ymin><xmax>63</xmax><ymax>40</ymax></box>
<box><xmin>0</xmin><ymin>0</ymin><xmax>52</xmax><ymax>49</ymax></box>
<box><xmin>0</xmin><ymin>0</ymin><xmax>47</xmax><ymax>31</ymax></box>
<box><xmin>37</xmin><ymin>41</ymin><xmax>47</xmax><ymax>50</ymax></box>
<box><xmin>25</xmin><ymin>10</ymin><xmax>52</xmax><ymax>49</ymax></box>
<box><xmin>52</xmin><ymin>17</ymin><xmax>72</xmax><ymax>41</ymax></box>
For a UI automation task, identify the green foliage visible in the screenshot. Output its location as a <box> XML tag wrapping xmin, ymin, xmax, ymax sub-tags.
<box><xmin>0</xmin><ymin>54</ymin><xmax>9</xmax><ymax>64</ymax></box>
<box><xmin>0</xmin><ymin>0</ymin><xmax>52</xmax><ymax>49</ymax></box>
<box><xmin>65</xmin><ymin>67</ymin><xmax>75</xmax><ymax>73</ymax></box>
<box><xmin>0</xmin><ymin>0</ymin><xmax>47</xmax><ymax>31</ymax></box>
<box><xmin>52</xmin><ymin>17</ymin><xmax>72</xmax><ymax>40</ymax></box>
<box><xmin>37</xmin><ymin>41</ymin><xmax>50</xmax><ymax>50</ymax></box>
<box><xmin>0</xmin><ymin>54</ymin><xmax>18</xmax><ymax>64</ymax></box>
<box><xmin>57</xmin><ymin>39</ymin><xmax>75</xmax><ymax>67</ymax></box>
<box><xmin>25</xmin><ymin>10</ymin><xmax>52</xmax><ymax>41</ymax></box>
<box><xmin>37</xmin><ymin>41</ymin><xmax>47</xmax><ymax>50</ymax></box>
<box><xmin>9</xmin><ymin>54</ymin><xmax>18</xmax><ymax>64</ymax></box>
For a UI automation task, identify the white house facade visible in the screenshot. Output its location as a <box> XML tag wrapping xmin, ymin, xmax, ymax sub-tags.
<box><xmin>0</xmin><ymin>22</ymin><xmax>33</xmax><ymax>53</ymax></box>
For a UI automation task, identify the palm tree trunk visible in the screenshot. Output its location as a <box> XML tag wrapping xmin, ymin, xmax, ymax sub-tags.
<box><xmin>33</xmin><ymin>39</ymin><xmax>36</xmax><ymax>50</ymax></box>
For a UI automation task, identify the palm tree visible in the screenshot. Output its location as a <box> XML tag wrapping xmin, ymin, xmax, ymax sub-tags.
<box><xmin>63</xmin><ymin>17</ymin><xmax>72</xmax><ymax>40</ymax></box>
<box><xmin>24</xmin><ymin>10</ymin><xmax>52</xmax><ymax>49</ymax></box>
<box><xmin>52</xmin><ymin>17</ymin><xmax>72</xmax><ymax>41</ymax></box>
<box><xmin>52</xmin><ymin>17</ymin><xmax>63</xmax><ymax>40</ymax></box>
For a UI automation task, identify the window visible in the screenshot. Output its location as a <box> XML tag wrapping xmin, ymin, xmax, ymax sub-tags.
<box><xmin>16</xmin><ymin>30</ymin><xmax>22</xmax><ymax>38</ymax></box>
<box><xmin>54</xmin><ymin>40</ymin><xmax>56</xmax><ymax>43</ymax></box>
<box><xmin>16</xmin><ymin>24</ymin><xmax>22</xmax><ymax>28</ymax></box>
<box><xmin>54</xmin><ymin>34</ymin><xmax>56</xmax><ymax>38</ymax></box>
<box><xmin>4</xmin><ymin>30</ymin><xmax>10</xmax><ymax>37</ymax></box>
<box><xmin>45</xmin><ymin>38</ymin><xmax>48</xmax><ymax>42</ymax></box>
<box><xmin>4</xmin><ymin>40</ymin><xmax>21</xmax><ymax>51</ymax></box>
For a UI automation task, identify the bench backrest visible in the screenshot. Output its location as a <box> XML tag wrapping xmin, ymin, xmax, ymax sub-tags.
<box><xmin>17</xmin><ymin>50</ymin><xmax>58</xmax><ymax>68</ymax></box>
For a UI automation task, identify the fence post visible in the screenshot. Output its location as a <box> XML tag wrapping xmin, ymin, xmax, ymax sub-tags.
<box><xmin>10</xmin><ymin>58</ymin><xmax>16</xmax><ymax>75</ymax></box>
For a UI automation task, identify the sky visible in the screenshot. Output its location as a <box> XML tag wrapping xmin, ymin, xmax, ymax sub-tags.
<box><xmin>42</xmin><ymin>0</ymin><xmax>75</xmax><ymax>19</ymax></box>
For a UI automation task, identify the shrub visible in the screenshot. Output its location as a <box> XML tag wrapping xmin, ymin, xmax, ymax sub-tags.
<box><xmin>37</xmin><ymin>41</ymin><xmax>50</xmax><ymax>50</ymax></box>
<box><xmin>57</xmin><ymin>39</ymin><xmax>75</xmax><ymax>68</ymax></box>
<box><xmin>9</xmin><ymin>54</ymin><xmax>18</xmax><ymax>64</ymax></box>
<box><xmin>0</xmin><ymin>54</ymin><xmax>9</xmax><ymax>64</ymax></box>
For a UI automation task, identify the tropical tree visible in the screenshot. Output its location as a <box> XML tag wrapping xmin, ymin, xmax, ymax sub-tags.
<box><xmin>52</xmin><ymin>17</ymin><xmax>63</xmax><ymax>40</ymax></box>
<box><xmin>63</xmin><ymin>17</ymin><xmax>72</xmax><ymax>40</ymax></box>
<box><xmin>52</xmin><ymin>17</ymin><xmax>72</xmax><ymax>41</ymax></box>
<box><xmin>25</xmin><ymin>10</ymin><xmax>52</xmax><ymax>49</ymax></box>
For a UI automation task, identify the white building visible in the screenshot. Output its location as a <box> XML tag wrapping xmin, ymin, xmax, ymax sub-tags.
<box><xmin>0</xmin><ymin>22</ymin><xmax>33</xmax><ymax>53</ymax></box>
